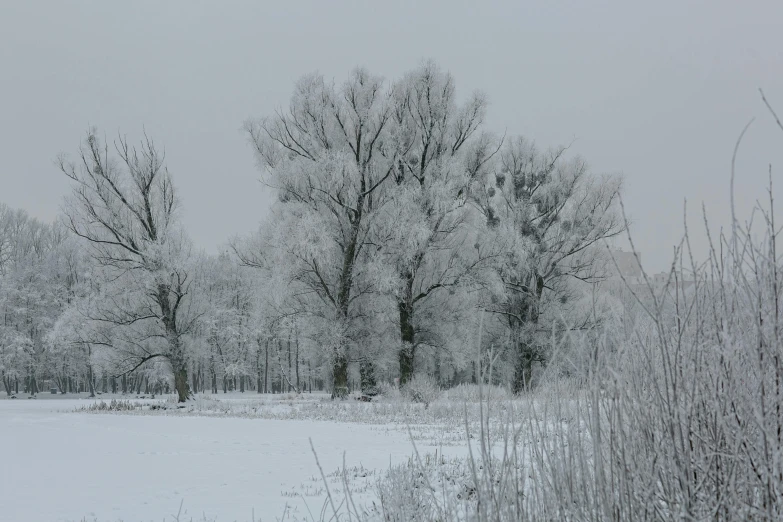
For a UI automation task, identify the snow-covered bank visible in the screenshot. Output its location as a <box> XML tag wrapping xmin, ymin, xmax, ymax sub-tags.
<box><xmin>0</xmin><ymin>398</ymin><xmax>446</xmax><ymax>522</ymax></box>
<box><xmin>67</xmin><ymin>388</ymin><xmax>521</xmax><ymax>448</ymax></box>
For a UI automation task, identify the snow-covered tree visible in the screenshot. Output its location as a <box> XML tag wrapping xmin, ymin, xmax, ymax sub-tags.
<box><xmin>475</xmin><ymin>137</ymin><xmax>624</xmax><ymax>391</ymax></box>
<box><xmin>242</xmin><ymin>63</ymin><xmax>625</xmax><ymax>395</ymax></box>
<box><xmin>0</xmin><ymin>207</ymin><xmax>84</xmax><ymax>395</ymax></box>
<box><xmin>58</xmin><ymin>130</ymin><xmax>196</xmax><ymax>402</ymax></box>
<box><xmin>245</xmin><ymin>69</ymin><xmax>397</xmax><ymax>397</ymax></box>
<box><xmin>233</xmin><ymin>231</ymin><xmax>328</xmax><ymax>394</ymax></box>
<box><xmin>378</xmin><ymin>62</ymin><xmax>505</xmax><ymax>384</ymax></box>
<box><xmin>196</xmin><ymin>252</ymin><xmax>257</xmax><ymax>393</ymax></box>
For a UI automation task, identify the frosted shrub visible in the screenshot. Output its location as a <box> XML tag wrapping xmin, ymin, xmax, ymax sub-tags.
<box><xmin>375</xmin><ymin>381</ymin><xmax>402</xmax><ymax>402</ymax></box>
<box><xmin>402</xmin><ymin>374</ymin><xmax>441</xmax><ymax>407</ymax></box>
<box><xmin>442</xmin><ymin>383</ymin><xmax>511</xmax><ymax>403</ymax></box>
<box><xmin>371</xmin><ymin>450</ymin><xmax>527</xmax><ymax>522</ymax></box>
<box><xmin>370</xmin><ymin>454</ymin><xmax>461</xmax><ymax>522</ymax></box>
<box><xmin>371</xmin><ymin>459</ymin><xmax>441</xmax><ymax>522</ymax></box>
<box><xmin>79</xmin><ymin>399</ymin><xmax>144</xmax><ymax>412</ymax></box>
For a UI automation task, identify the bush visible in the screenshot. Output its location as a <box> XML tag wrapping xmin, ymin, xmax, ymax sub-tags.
<box><xmin>371</xmin><ymin>450</ymin><xmax>524</xmax><ymax>522</ymax></box>
<box><xmin>370</xmin><ymin>381</ymin><xmax>399</xmax><ymax>401</ymax></box>
<box><xmin>78</xmin><ymin>399</ymin><xmax>144</xmax><ymax>412</ymax></box>
<box><xmin>402</xmin><ymin>374</ymin><xmax>441</xmax><ymax>407</ymax></box>
<box><xmin>441</xmin><ymin>383</ymin><xmax>511</xmax><ymax>403</ymax></box>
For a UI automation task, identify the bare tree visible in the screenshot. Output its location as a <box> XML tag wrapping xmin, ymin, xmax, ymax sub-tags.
<box><xmin>58</xmin><ymin>129</ymin><xmax>194</xmax><ymax>402</ymax></box>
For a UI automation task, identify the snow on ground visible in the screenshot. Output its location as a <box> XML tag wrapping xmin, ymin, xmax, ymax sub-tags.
<box><xmin>0</xmin><ymin>394</ymin><xmax>453</xmax><ymax>522</ymax></box>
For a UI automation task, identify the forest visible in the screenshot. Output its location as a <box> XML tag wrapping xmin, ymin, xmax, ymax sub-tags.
<box><xmin>0</xmin><ymin>62</ymin><xmax>625</xmax><ymax>403</ymax></box>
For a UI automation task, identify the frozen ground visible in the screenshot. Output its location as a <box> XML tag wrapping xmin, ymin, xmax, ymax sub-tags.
<box><xmin>0</xmin><ymin>394</ymin><xmax>456</xmax><ymax>522</ymax></box>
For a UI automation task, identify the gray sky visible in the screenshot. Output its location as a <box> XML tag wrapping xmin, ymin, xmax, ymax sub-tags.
<box><xmin>1</xmin><ymin>0</ymin><xmax>781</xmax><ymax>273</ymax></box>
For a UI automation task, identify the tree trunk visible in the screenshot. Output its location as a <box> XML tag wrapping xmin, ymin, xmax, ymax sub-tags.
<box><xmin>87</xmin><ymin>365</ymin><xmax>95</xmax><ymax>398</ymax></box>
<box><xmin>2</xmin><ymin>373</ymin><xmax>11</xmax><ymax>395</ymax></box>
<box><xmin>286</xmin><ymin>334</ymin><xmax>292</xmax><ymax>392</ymax></box>
<box><xmin>256</xmin><ymin>355</ymin><xmax>262</xmax><ymax>394</ymax></box>
<box><xmin>360</xmin><ymin>359</ymin><xmax>377</xmax><ymax>396</ymax></box>
<box><xmin>399</xmin><ymin>300</ymin><xmax>416</xmax><ymax>386</ymax></box>
<box><xmin>332</xmin><ymin>210</ymin><xmax>362</xmax><ymax>400</ymax></box>
<box><xmin>191</xmin><ymin>364</ymin><xmax>199</xmax><ymax>395</ymax></box>
<box><xmin>513</xmin><ymin>341</ymin><xmax>535</xmax><ymax>394</ymax></box>
<box><xmin>332</xmin><ymin>353</ymin><xmax>349</xmax><ymax>399</ymax></box>
<box><xmin>55</xmin><ymin>375</ymin><xmax>64</xmax><ymax>394</ymax></box>
<box><xmin>264</xmin><ymin>339</ymin><xmax>269</xmax><ymax>393</ymax></box>
<box><xmin>511</xmin><ymin>274</ymin><xmax>545</xmax><ymax>394</ymax></box>
<box><xmin>86</xmin><ymin>343</ymin><xmax>95</xmax><ymax>396</ymax></box>
<box><xmin>168</xmin><ymin>348</ymin><xmax>189</xmax><ymax>402</ymax></box>
<box><xmin>168</xmin><ymin>335</ymin><xmax>189</xmax><ymax>402</ymax></box>
<box><xmin>173</xmin><ymin>364</ymin><xmax>188</xmax><ymax>402</ymax></box>
<box><xmin>278</xmin><ymin>340</ymin><xmax>284</xmax><ymax>394</ymax></box>
<box><xmin>158</xmin><ymin>283</ymin><xmax>189</xmax><ymax>402</ymax></box>
<box><xmin>256</xmin><ymin>337</ymin><xmax>263</xmax><ymax>394</ymax></box>
<box><xmin>434</xmin><ymin>351</ymin><xmax>441</xmax><ymax>386</ymax></box>
<box><xmin>294</xmin><ymin>324</ymin><xmax>300</xmax><ymax>391</ymax></box>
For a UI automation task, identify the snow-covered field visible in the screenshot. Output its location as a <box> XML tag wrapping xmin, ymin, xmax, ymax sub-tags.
<box><xmin>0</xmin><ymin>394</ymin><xmax>453</xmax><ymax>522</ymax></box>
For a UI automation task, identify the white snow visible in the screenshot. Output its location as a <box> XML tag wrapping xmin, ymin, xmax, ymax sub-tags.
<box><xmin>0</xmin><ymin>396</ymin><xmax>439</xmax><ymax>522</ymax></box>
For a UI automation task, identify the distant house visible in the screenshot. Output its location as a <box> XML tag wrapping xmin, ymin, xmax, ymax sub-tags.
<box><xmin>608</xmin><ymin>247</ymin><xmax>644</xmax><ymax>286</ymax></box>
<box><xmin>650</xmin><ymin>270</ymin><xmax>695</xmax><ymax>291</ymax></box>
<box><xmin>606</xmin><ymin>247</ymin><xmax>696</xmax><ymax>292</ymax></box>
<box><xmin>652</xmin><ymin>272</ymin><xmax>668</xmax><ymax>287</ymax></box>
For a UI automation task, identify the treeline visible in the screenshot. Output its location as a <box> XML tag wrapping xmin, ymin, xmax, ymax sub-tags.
<box><xmin>0</xmin><ymin>62</ymin><xmax>624</xmax><ymax>401</ymax></box>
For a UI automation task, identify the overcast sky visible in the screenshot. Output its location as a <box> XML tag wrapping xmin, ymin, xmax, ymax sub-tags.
<box><xmin>1</xmin><ymin>1</ymin><xmax>781</xmax><ymax>272</ymax></box>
